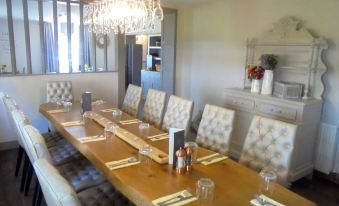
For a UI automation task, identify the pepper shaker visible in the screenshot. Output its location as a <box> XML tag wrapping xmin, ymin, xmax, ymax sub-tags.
<box><xmin>185</xmin><ymin>146</ymin><xmax>193</xmax><ymax>172</ymax></box>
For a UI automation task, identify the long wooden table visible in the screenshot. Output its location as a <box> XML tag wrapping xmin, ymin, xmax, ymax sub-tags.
<box><xmin>39</xmin><ymin>102</ymin><xmax>315</xmax><ymax>206</ymax></box>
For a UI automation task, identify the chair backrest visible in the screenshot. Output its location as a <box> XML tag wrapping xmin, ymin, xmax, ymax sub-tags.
<box><xmin>21</xmin><ymin>124</ymin><xmax>53</xmax><ymax>164</ymax></box>
<box><xmin>34</xmin><ymin>158</ymin><xmax>81</xmax><ymax>206</ymax></box>
<box><xmin>11</xmin><ymin>109</ymin><xmax>30</xmax><ymax>148</ymax></box>
<box><xmin>143</xmin><ymin>89</ymin><xmax>166</xmax><ymax>128</ymax></box>
<box><xmin>239</xmin><ymin>115</ymin><xmax>297</xmax><ymax>185</ymax></box>
<box><xmin>196</xmin><ymin>104</ymin><xmax>235</xmax><ymax>155</ymax></box>
<box><xmin>161</xmin><ymin>95</ymin><xmax>194</xmax><ymax>137</ymax></box>
<box><xmin>47</xmin><ymin>81</ymin><xmax>73</xmax><ymax>103</ymax></box>
<box><xmin>122</xmin><ymin>84</ymin><xmax>143</xmax><ymax>117</ymax></box>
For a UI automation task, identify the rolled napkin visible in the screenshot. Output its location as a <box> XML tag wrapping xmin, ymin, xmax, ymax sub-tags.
<box><xmin>250</xmin><ymin>194</ymin><xmax>285</xmax><ymax>206</ymax></box>
<box><xmin>61</xmin><ymin>120</ymin><xmax>84</xmax><ymax>127</ymax></box>
<box><xmin>152</xmin><ymin>190</ymin><xmax>197</xmax><ymax>206</ymax></box>
<box><xmin>100</xmin><ymin>108</ymin><xmax>117</xmax><ymax>113</ymax></box>
<box><xmin>196</xmin><ymin>153</ymin><xmax>228</xmax><ymax>165</ymax></box>
<box><xmin>105</xmin><ymin>157</ymin><xmax>140</xmax><ymax>170</ymax></box>
<box><xmin>47</xmin><ymin>109</ymin><xmax>67</xmax><ymax>114</ymax></box>
<box><xmin>77</xmin><ymin>135</ymin><xmax>106</xmax><ymax>143</ymax></box>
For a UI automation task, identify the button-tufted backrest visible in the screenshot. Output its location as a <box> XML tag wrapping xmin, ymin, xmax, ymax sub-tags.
<box><xmin>161</xmin><ymin>95</ymin><xmax>194</xmax><ymax>137</ymax></box>
<box><xmin>11</xmin><ymin>110</ymin><xmax>30</xmax><ymax>148</ymax></box>
<box><xmin>143</xmin><ymin>89</ymin><xmax>166</xmax><ymax>128</ymax></box>
<box><xmin>239</xmin><ymin>115</ymin><xmax>297</xmax><ymax>185</ymax></box>
<box><xmin>47</xmin><ymin>81</ymin><xmax>73</xmax><ymax>103</ymax></box>
<box><xmin>196</xmin><ymin>104</ymin><xmax>235</xmax><ymax>155</ymax></box>
<box><xmin>21</xmin><ymin>125</ymin><xmax>53</xmax><ymax>164</ymax></box>
<box><xmin>34</xmin><ymin>158</ymin><xmax>81</xmax><ymax>206</ymax></box>
<box><xmin>122</xmin><ymin>84</ymin><xmax>143</xmax><ymax>117</ymax></box>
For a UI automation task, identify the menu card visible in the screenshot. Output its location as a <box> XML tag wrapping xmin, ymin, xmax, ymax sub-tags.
<box><xmin>169</xmin><ymin>128</ymin><xmax>185</xmax><ymax>169</ymax></box>
<box><xmin>82</xmin><ymin>91</ymin><xmax>92</xmax><ymax>113</ymax></box>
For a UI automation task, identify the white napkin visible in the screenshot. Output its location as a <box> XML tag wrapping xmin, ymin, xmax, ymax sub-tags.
<box><xmin>61</xmin><ymin>120</ymin><xmax>84</xmax><ymax>127</ymax></box>
<box><xmin>105</xmin><ymin>157</ymin><xmax>140</xmax><ymax>170</ymax></box>
<box><xmin>196</xmin><ymin>153</ymin><xmax>228</xmax><ymax>165</ymax></box>
<box><xmin>152</xmin><ymin>190</ymin><xmax>197</xmax><ymax>206</ymax></box>
<box><xmin>48</xmin><ymin>109</ymin><xmax>66</xmax><ymax>114</ymax></box>
<box><xmin>250</xmin><ymin>194</ymin><xmax>285</xmax><ymax>206</ymax></box>
<box><xmin>100</xmin><ymin>108</ymin><xmax>117</xmax><ymax>113</ymax></box>
<box><xmin>77</xmin><ymin>135</ymin><xmax>106</xmax><ymax>143</ymax></box>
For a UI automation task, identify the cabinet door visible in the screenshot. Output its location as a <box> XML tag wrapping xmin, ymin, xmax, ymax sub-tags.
<box><xmin>141</xmin><ymin>70</ymin><xmax>151</xmax><ymax>97</ymax></box>
<box><xmin>152</xmin><ymin>72</ymin><xmax>161</xmax><ymax>90</ymax></box>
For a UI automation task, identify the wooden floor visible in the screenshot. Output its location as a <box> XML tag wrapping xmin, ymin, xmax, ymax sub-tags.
<box><xmin>0</xmin><ymin>149</ymin><xmax>338</xmax><ymax>206</ymax></box>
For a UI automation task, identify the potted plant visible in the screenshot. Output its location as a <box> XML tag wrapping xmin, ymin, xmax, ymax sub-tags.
<box><xmin>260</xmin><ymin>54</ymin><xmax>278</xmax><ymax>95</ymax></box>
<box><xmin>247</xmin><ymin>64</ymin><xmax>264</xmax><ymax>93</ymax></box>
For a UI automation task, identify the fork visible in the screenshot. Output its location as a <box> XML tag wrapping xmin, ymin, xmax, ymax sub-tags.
<box><xmin>157</xmin><ymin>190</ymin><xmax>192</xmax><ymax>206</ymax></box>
<box><xmin>107</xmin><ymin>157</ymin><xmax>138</xmax><ymax>169</ymax></box>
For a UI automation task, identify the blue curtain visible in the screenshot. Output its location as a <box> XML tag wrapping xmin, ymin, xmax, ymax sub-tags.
<box><xmin>43</xmin><ymin>22</ymin><xmax>56</xmax><ymax>73</ymax></box>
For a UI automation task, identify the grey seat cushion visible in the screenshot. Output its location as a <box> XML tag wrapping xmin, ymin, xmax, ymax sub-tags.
<box><xmin>42</xmin><ymin>131</ymin><xmax>64</xmax><ymax>148</ymax></box>
<box><xmin>58</xmin><ymin>158</ymin><xmax>106</xmax><ymax>192</ymax></box>
<box><xmin>49</xmin><ymin>140</ymin><xmax>83</xmax><ymax>165</ymax></box>
<box><xmin>77</xmin><ymin>182</ymin><xmax>135</xmax><ymax>206</ymax></box>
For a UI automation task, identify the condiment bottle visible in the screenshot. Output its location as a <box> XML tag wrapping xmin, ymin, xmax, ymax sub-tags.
<box><xmin>185</xmin><ymin>146</ymin><xmax>193</xmax><ymax>172</ymax></box>
<box><xmin>176</xmin><ymin>147</ymin><xmax>186</xmax><ymax>174</ymax></box>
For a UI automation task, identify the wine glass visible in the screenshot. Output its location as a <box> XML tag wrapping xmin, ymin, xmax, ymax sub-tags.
<box><xmin>138</xmin><ymin>144</ymin><xmax>152</xmax><ymax>165</ymax></box>
<box><xmin>104</xmin><ymin>122</ymin><xmax>119</xmax><ymax>142</ymax></box>
<box><xmin>112</xmin><ymin>109</ymin><xmax>122</xmax><ymax>122</ymax></box>
<box><xmin>196</xmin><ymin>178</ymin><xmax>215</xmax><ymax>206</ymax></box>
<box><xmin>138</xmin><ymin>122</ymin><xmax>150</xmax><ymax>139</ymax></box>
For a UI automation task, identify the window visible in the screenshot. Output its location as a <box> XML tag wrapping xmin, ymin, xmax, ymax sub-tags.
<box><xmin>0</xmin><ymin>0</ymin><xmax>115</xmax><ymax>76</ymax></box>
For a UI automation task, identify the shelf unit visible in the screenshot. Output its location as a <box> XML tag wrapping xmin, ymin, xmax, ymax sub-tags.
<box><xmin>148</xmin><ymin>34</ymin><xmax>162</xmax><ymax>70</ymax></box>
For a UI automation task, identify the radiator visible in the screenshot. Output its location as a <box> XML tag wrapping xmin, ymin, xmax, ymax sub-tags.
<box><xmin>314</xmin><ymin>123</ymin><xmax>338</xmax><ymax>174</ymax></box>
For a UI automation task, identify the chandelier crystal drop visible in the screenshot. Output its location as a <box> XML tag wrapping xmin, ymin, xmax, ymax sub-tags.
<box><xmin>84</xmin><ymin>0</ymin><xmax>163</xmax><ymax>35</ymax></box>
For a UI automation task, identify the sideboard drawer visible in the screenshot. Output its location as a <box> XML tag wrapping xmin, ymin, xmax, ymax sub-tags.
<box><xmin>255</xmin><ymin>102</ymin><xmax>297</xmax><ymax>121</ymax></box>
<box><xmin>225</xmin><ymin>95</ymin><xmax>254</xmax><ymax>111</ymax></box>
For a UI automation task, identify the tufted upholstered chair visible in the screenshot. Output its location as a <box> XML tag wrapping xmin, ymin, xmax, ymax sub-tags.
<box><xmin>196</xmin><ymin>104</ymin><xmax>235</xmax><ymax>155</ymax></box>
<box><xmin>122</xmin><ymin>84</ymin><xmax>143</xmax><ymax>117</ymax></box>
<box><xmin>47</xmin><ymin>81</ymin><xmax>73</xmax><ymax>103</ymax></box>
<box><xmin>22</xmin><ymin>124</ymin><xmax>106</xmax><ymax>192</ymax></box>
<box><xmin>34</xmin><ymin>158</ymin><xmax>135</xmax><ymax>206</ymax></box>
<box><xmin>161</xmin><ymin>95</ymin><xmax>194</xmax><ymax>137</ymax></box>
<box><xmin>142</xmin><ymin>89</ymin><xmax>166</xmax><ymax>128</ymax></box>
<box><xmin>239</xmin><ymin>115</ymin><xmax>297</xmax><ymax>186</ymax></box>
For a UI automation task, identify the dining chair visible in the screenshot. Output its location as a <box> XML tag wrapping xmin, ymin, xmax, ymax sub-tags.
<box><xmin>46</xmin><ymin>81</ymin><xmax>73</xmax><ymax>103</ymax></box>
<box><xmin>21</xmin><ymin>124</ymin><xmax>106</xmax><ymax>193</ymax></box>
<box><xmin>122</xmin><ymin>84</ymin><xmax>143</xmax><ymax>117</ymax></box>
<box><xmin>196</xmin><ymin>104</ymin><xmax>235</xmax><ymax>155</ymax></box>
<box><xmin>161</xmin><ymin>95</ymin><xmax>194</xmax><ymax>137</ymax></box>
<box><xmin>34</xmin><ymin>158</ymin><xmax>135</xmax><ymax>206</ymax></box>
<box><xmin>239</xmin><ymin>115</ymin><xmax>297</xmax><ymax>186</ymax></box>
<box><xmin>142</xmin><ymin>88</ymin><xmax>166</xmax><ymax>128</ymax></box>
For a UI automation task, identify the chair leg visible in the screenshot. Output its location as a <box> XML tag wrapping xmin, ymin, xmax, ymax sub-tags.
<box><xmin>20</xmin><ymin>153</ymin><xmax>29</xmax><ymax>192</ymax></box>
<box><xmin>36</xmin><ymin>186</ymin><xmax>43</xmax><ymax>206</ymax></box>
<box><xmin>32</xmin><ymin>178</ymin><xmax>39</xmax><ymax>206</ymax></box>
<box><xmin>24</xmin><ymin>163</ymin><xmax>33</xmax><ymax>196</ymax></box>
<box><xmin>15</xmin><ymin>146</ymin><xmax>24</xmax><ymax>177</ymax></box>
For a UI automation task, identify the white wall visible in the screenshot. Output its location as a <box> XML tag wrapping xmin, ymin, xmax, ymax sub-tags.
<box><xmin>174</xmin><ymin>0</ymin><xmax>339</xmax><ymax>125</ymax></box>
<box><xmin>0</xmin><ymin>72</ymin><xmax>119</xmax><ymax>143</ymax></box>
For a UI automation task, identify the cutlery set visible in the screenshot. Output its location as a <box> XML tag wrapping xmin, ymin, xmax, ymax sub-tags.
<box><xmin>106</xmin><ymin>157</ymin><xmax>140</xmax><ymax>170</ymax></box>
<box><xmin>153</xmin><ymin>190</ymin><xmax>197</xmax><ymax>206</ymax></box>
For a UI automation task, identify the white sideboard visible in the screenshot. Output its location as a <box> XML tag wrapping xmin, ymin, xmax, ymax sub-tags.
<box><xmin>224</xmin><ymin>88</ymin><xmax>322</xmax><ymax>182</ymax></box>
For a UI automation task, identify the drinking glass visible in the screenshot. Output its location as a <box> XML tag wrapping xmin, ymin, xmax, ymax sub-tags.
<box><xmin>259</xmin><ymin>167</ymin><xmax>277</xmax><ymax>195</ymax></box>
<box><xmin>138</xmin><ymin>122</ymin><xmax>150</xmax><ymax>139</ymax></box>
<box><xmin>138</xmin><ymin>144</ymin><xmax>152</xmax><ymax>165</ymax></box>
<box><xmin>112</xmin><ymin>109</ymin><xmax>122</xmax><ymax>122</ymax></box>
<box><xmin>185</xmin><ymin>141</ymin><xmax>198</xmax><ymax>164</ymax></box>
<box><xmin>196</xmin><ymin>178</ymin><xmax>215</xmax><ymax>206</ymax></box>
<box><xmin>104</xmin><ymin>122</ymin><xmax>119</xmax><ymax>141</ymax></box>
<box><xmin>63</xmin><ymin>101</ymin><xmax>72</xmax><ymax>112</ymax></box>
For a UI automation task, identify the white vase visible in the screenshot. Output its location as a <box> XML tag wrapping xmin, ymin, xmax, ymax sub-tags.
<box><xmin>261</xmin><ymin>70</ymin><xmax>274</xmax><ymax>95</ymax></box>
<box><xmin>251</xmin><ymin>79</ymin><xmax>261</xmax><ymax>93</ymax></box>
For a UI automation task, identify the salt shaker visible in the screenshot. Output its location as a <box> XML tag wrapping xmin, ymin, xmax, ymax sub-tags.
<box><xmin>176</xmin><ymin>147</ymin><xmax>186</xmax><ymax>174</ymax></box>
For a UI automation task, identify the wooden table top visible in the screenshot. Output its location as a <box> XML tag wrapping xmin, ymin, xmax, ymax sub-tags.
<box><xmin>39</xmin><ymin>102</ymin><xmax>316</xmax><ymax>206</ymax></box>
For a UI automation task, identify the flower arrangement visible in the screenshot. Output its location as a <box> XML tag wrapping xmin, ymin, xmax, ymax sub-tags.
<box><xmin>247</xmin><ymin>64</ymin><xmax>264</xmax><ymax>80</ymax></box>
<box><xmin>260</xmin><ymin>54</ymin><xmax>278</xmax><ymax>70</ymax></box>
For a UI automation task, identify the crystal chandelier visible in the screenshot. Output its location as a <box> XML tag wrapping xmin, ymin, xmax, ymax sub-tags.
<box><xmin>84</xmin><ymin>0</ymin><xmax>163</xmax><ymax>35</ymax></box>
